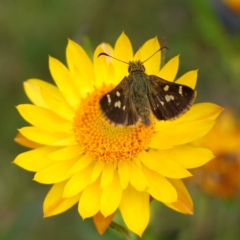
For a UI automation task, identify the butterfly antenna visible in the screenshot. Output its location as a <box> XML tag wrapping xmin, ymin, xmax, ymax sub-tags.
<box><xmin>98</xmin><ymin>52</ymin><xmax>129</xmax><ymax>64</ymax></box>
<box><xmin>142</xmin><ymin>46</ymin><xmax>169</xmax><ymax>64</ymax></box>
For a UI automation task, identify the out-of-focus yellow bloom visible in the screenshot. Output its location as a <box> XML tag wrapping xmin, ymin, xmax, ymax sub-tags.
<box><xmin>193</xmin><ymin>111</ymin><xmax>240</xmax><ymax>198</ymax></box>
<box><xmin>223</xmin><ymin>0</ymin><xmax>240</xmax><ymax>14</ymax></box>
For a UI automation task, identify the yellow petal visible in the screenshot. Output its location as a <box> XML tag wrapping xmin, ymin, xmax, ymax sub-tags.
<box><xmin>49</xmin><ymin>56</ymin><xmax>80</xmax><ymax>106</ymax></box>
<box><xmin>47</xmin><ymin>145</ymin><xmax>83</xmax><ymax>161</ymax></box>
<box><xmin>66</xmin><ymin>39</ymin><xmax>94</xmax><ymax>96</ymax></box>
<box><xmin>129</xmin><ymin>161</ymin><xmax>148</xmax><ymax>191</ymax></box>
<box><xmin>78</xmin><ymin>178</ymin><xmax>101</xmax><ymax>219</ymax></box>
<box><xmin>18</xmin><ymin>127</ymin><xmax>74</xmax><ymax>146</ymax></box>
<box><xmin>113</xmin><ymin>32</ymin><xmax>133</xmax><ymax>79</ymax></box>
<box><xmin>24</xmin><ymin>79</ymin><xmax>76</xmax><ymax>121</ymax></box>
<box><xmin>93</xmin><ymin>212</ymin><xmax>115</xmax><ymax>235</ymax></box>
<box><xmin>67</xmin><ymin>154</ymin><xmax>93</xmax><ymax>175</ymax></box>
<box><xmin>90</xmin><ymin>160</ymin><xmax>105</xmax><ymax>184</ymax></box>
<box><xmin>44</xmin><ymin>180</ymin><xmax>80</xmax><ymax>217</ymax></box>
<box><xmin>120</xmin><ymin>185</ymin><xmax>150</xmax><ymax>237</ymax></box>
<box><xmin>164</xmin><ymin>179</ymin><xmax>193</xmax><ymax>214</ymax></box>
<box><xmin>150</xmin><ymin>119</ymin><xmax>216</xmax><ymax>149</ymax></box>
<box><xmin>141</xmin><ymin>150</ymin><xmax>192</xmax><ymax>178</ymax></box>
<box><xmin>160</xmin><ymin>145</ymin><xmax>214</xmax><ymax>169</ymax></box>
<box><xmin>142</xmin><ymin>165</ymin><xmax>177</xmax><ymax>202</ymax></box>
<box><xmin>40</xmin><ymin>87</ymin><xmax>76</xmax><ymax>121</ymax></box>
<box><xmin>178</xmin><ymin>103</ymin><xmax>223</xmax><ymax>122</ymax></box>
<box><xmin>14</xmin><ymin>132</ymin><xmax>43</xmax><ymax>148</ymax></box>
<box><xmin>34</xmin><ymin>158</ymin><xmax>77</xmax><ymax>184</ymax></box>
<box><xmin>135</xmin><ymin>37</ymin><xmax>160</xmax><ymax>75</ymax></box>
<box><xmin>154</xmin><ymin>103</ymin><xmax>223</xmax><ymax>131</ymax></box>
<box><xmin>13</xmin><ymin>146</ymin><xmax>59</xmax><ymax>172</ymax></box>
<box><xmin>16</xmin><ymin>104</ymin><xmax>72</xmax><ymax>133</ymax></box>
<box><xmin>54</xmin><ymin>136</ymin><xmax>76</xmax><ymax>146</ymax></box>
<box><xmin>63</xmin><ymin>162</ymin><xmax>95</xmax><ymax>198</ymax></box>
<box><xmin>101</xmin><ymin>163</ymin><xmax>114</xmax><ymax>188</ymax></box>
<box><xmin>118</xmin><ymin>161</ymin><xmax>129</xmax><ymax>189</ymax></box>
<box><xmin>23</xmin><ymin>79</ymin><xmax>60</xmax><ymax>108</ymax></box>
<box><xmin>105</xmin><ymin>61</ymin><xmax>116</xmax><ymax>85</ymax></box>
<box><xmin>100</xmin><ymin>170</ymin><xmax>122</xmax><ymax>216</ymax></box>
<box><xmin>157</xmin><ymin>55</ymin><xmax>179</xmax><ymax>81</ymax></box>
<box><xmin>133</xmin><ymin>47</ymin><xmax>141</xmax><ymax>62</ymax></box>
<box><xmin>93</xmin><ymin>43</ymin><xmax>117</xmax><ymax>86</ymax></box>
<box><xmin>175</xmin><ymin>70</ymin><xmax>198</xmax><ymax>89</ymax></box>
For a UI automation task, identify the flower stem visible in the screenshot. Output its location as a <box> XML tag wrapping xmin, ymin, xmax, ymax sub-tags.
<box><xmin>161</xmin><ymin>41</ymin><xmax>167</xmax><ymax>68</ymax></box>
<box><xmin>110</xmin><ymin>221</ymin><xmax>132</xmax><ymax>240</ymax></box>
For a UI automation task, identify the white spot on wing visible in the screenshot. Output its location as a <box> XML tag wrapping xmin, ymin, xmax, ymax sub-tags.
<box><xmin>165</xmin><ymin>95</ymin><xmax>174</xmax><ymax>102</ymax></box>
<box><xmin>114</xmin><ymin>101</ymin><xmax>121</xmax><ymax>108</ymax></box>
<box><xmin>107</xmin><ymin>94</ymin><xmax>111</xmax><ymax>105</ymax></box>
<box><xmin>164</xmin><ymin>85</ymin><xmax>169</xmax><ymax>91</ymax></box>
<box><xmin>179</xmin><ymin>86</ymin><xmax>183</xmax><ymax>96</ymax></box>
<box><xmin>160</xmin><ymin>101</ymin><xmax>164</xmax><ymax>105</ymax></box>
<box><xmin>123</xmin><ymin>105</ymin><xmax>126</xmax><ymax>110</ymax></box>
<box><xmin>116</xmin><ymin>91</ymin><xmax>121</xmax><ymax>97</ymax></box>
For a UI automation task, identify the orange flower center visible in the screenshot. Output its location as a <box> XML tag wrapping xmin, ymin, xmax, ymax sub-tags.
<box><xmin>73</xmin><ymin>85</ymin><xmax>154</xmax><ymax>163</ymax></box>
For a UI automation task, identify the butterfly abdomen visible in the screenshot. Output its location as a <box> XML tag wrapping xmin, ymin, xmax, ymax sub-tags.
<box><xmin>131</xmin><ymin>72</ymin><xmax>151</xmax><ymax>126</ymax></box>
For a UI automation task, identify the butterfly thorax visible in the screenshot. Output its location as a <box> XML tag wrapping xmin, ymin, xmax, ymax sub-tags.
<box><xmin>128</xmin><ymin>61</ymin><xmax>151</xmax><ymax>126</ymax></box>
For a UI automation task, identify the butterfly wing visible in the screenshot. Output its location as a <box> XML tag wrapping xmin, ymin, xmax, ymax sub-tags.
<box><xmin>99</xmin><ymin>77</ymin><xmax>139</xmax><ymax>125</ymax></box>
<box><xmin>147</xmin><ymin>75</ymin><xmax>196</xmax><ymax>120</ymax></box>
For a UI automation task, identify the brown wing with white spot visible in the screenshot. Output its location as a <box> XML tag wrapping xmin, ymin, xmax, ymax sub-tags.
<box><xmin>147</xmin><ymin>75</ymin><xmax>196</xmax><ymax>120</ymax></box>
<box><xmin>99</xmin><ymin>77</ymin><xmax>139</xmax><ymax>125</ymax></box>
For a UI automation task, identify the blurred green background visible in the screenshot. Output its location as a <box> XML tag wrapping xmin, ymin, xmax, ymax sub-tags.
<box><xmin>1</xmin><ymin>0</ymin><xmax>240</xmax><ymax>239</ymax></box>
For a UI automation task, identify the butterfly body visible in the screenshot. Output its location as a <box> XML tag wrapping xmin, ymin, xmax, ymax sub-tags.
<box><xmin>127</xmin><ymin>61</ymin><xmax>151</xmax><ymax>126</ymax></box>
<box><xmin>99</xmin><ymin>59</ymin><xmax>196</xmax><ymax>126</ymax></box>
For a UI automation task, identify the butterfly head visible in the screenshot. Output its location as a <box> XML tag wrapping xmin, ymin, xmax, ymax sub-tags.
<box><xmin>128</xmin><ymin>61</ymin><xmax>145</xmax><ymax>73</ymax></box>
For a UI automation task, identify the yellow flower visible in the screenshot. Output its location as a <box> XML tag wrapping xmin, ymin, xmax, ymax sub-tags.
<box><xmin>193</xmin><ymin>110</ymin><xmax>240</xmax><ymax>198</ymax></box>
<box><xmin>14</xmin><ymin>32</ymin><xmax>222</xmax><ymax>236</ymax></box>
